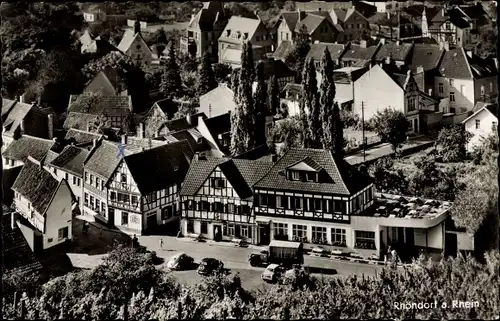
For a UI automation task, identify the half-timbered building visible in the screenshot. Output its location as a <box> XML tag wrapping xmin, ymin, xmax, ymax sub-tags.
<box><xmin>180</xmin><ymin>157</ymin><xmax>273</xmax><ymax>243</ymax></box>
<box><xmin>107</xmin><ymin>140</ymin><xmax>194</xmax><ymax>235</ymax></box>
<box><xmin>253</xmin><ymin>148</ymin><xmax>375</xmax><ymax>247</ymax></box>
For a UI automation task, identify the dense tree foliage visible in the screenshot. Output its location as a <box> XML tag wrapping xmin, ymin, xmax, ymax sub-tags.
<box><xmin>213</xmin><ymin>63</ymin><xmax>232</xmax><ymax>84</ymax></box>
<box><xmin>271</xmin><ymin>115</ymin><xmax>303</xmax><ymax>155</ymax></box>
<box><xmin>3</xmin><ymin>246</ymin><xmax>499</xmax><ymax>320</ymax></box>
<box><xmin>369</xmin><ymin>157</ymin><xmax>408</xmax><ymax>194</ymax></box>
<box><xmin>160</xmin><ymin>40</ymin><xmax>183</xmax><ymax>99</ymax></box>
<box><xmin>303</xmin><ymin>58</ymin><xmax>322</xmax><ymax>148</ymax></box>
<box><xmin>434</xmin><ymin>125</ymin><xmax>473</xmax><ymax>162</ymax></box>
<box><xmin>372</xmin><ymin>108</ymin><xmax>410</xmax><ymax>154</ymax></box>
<box><xmin>196</xmin><ymin>53</ymin><xmax>217</xmax><ymax>98</ymax></box>
<box><xmin>285</xmin><ymin>25</ymin><xmax>311</xmax><ymax>83</ymax></box>
<box><xmin>267</xmin><ymin>75</ymin><xmax>280</xmax><ymax>117</ymax></box>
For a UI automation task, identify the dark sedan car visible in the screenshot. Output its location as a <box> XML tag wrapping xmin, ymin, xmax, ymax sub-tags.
<box><xmin>197</xmin><ymin>258</ymin><xmax>224</xmax><ymax>276</ymax></box>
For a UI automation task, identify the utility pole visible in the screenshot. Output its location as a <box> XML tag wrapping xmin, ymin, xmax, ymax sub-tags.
<box><xmin>362</xmin><ymin>101</ymin><xmax>366</xmax><ymax>162</ymax></box>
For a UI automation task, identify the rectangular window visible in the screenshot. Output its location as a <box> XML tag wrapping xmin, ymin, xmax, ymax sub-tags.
<box><xmin>314</xmin><ymin>198</ymin><xmax>322</xmax><ymax>212</ymax></box>
<box><xmin>90</xmin><ymin>175</ymin><xmax>94</xmax><ymax>186</ymax></box>
<box><xmin>64</xmin><ymin>173</ymin><xmax>68</xmax><ymax>181</ymax></box>
<box><xmin>292</xmin><ymin>224</ymin><xmax>307</xmax><ymax>242</ymax></box>
<box><xmin>407</xmin><ymin>97</ymin><xmax>416</xmax><ymax>111</ymax></box>
<box><xmin>73</xmin><ymin>176</ymin><xmax>77</xmax><ymax>185</ymax></box>
<box><xmin>201</xmin><ymin>221</ymin><xmax>208</xmax><ymax>234</ymax></box>
<box><xmin>101</xmin><ymin>180</ymin><xmax>105</xmax><ymax>190</ymax></box>
<box><xmin>291</xmin><ymin>171</ymin><xmax>300</xmax><ymax>181</ymax></box>
<box><xmin>121</xmin><ymin>173</ymin><xmax>126</xmax><ymax>183</ymax></box>
<box><xmin>211</xmin><ymin>177</ymin><xmax>225</xmax><ymax>188</ymax></box>
<box><xmin>294</xmin><ymin>197</ymin><xmax>303</xmax><ymax>210</ymax></box>
<box><xmin>122</xmin><ymin>212</ymin><xmax>129</xmax><ymax>225</ymax></box>
<box><xmin>85</xmin><ymin>193</ymin><xmax>89</xmax><ymax>205</ymax></box>
<box><xmin>273</xmin><ymin>223</ymin><xmax>288</xmax><ymax>240</ymax></box>
<box><xmin>449</xmin><ymin>79</ymin><xmax>454</xmax><ymax>87</ymax></box>
<box><xmin>132</xmin><ymin>196</ymin><xmax>138</xmax><ymax>205</ymax></box>
<box><xmin>241</xmin><ymin>225</ymin><xmax>250</xmax><ymax>238</ymax></box>
<box><xmin>227</xmin><ymin>203</ymin><xmax>235</xmax><ymax>213</ymax></box>
<box><xmin>58</xmin><ymin>227</ymin><xmax>69</xmax><ymax>240</ymax></box>
<box><xmin>476</xmin><ymin>119</ymin><xmax>480</xmax><ymax>129</ymax></box>
<box><xmin>95</xmin><ymin>199</ymin><xmax>100</xmax><ymax>212</ymax></box>
<box><xmin>481</xmin><ymin>85</ymin><xmax>485</xmax><ymax>96</ymax></box>
<box><xmin>276</xmin><ymin>195</ymin><xmax>288</xmax><ymax>209</ymax></box>
<box><xmin>161</xmin><ymin>206</ymin><xmax>173</xmax><ymax>220</ymax></box>
<box><xmin>201</xmin><ymin>201</ymin><xmax>210</xmax><ymax>211</ymax></box>
<box><xmin>286</xmin><ymin>33</ymin><xmax>289</xmax><ymax>40</ymax></box>
<box><xmin>334</xmin><ymin>200</ymin><xmax>345</xmax><ymax>213</ymax></box>
<box><xmin>306</xmin><ymin>172</ymin><xmax>316</xmax><ymax>182</ymax></box>
<box><xmin>311</xmin><ymin>226</ymin><xmax>327</xmax><ymax>243</ymax></box>
<box><xmin>492</xmin><ymin>122</ymin><xmax>497</xmax><ymax>130</ymax></box>
<box><xmin>187</xmin><ymin>220</ymin><xmax>194</xmax><ymax>233</ymax></box>
<box><xmin>213</xmin><ymin>202</ymin><xmax>224</xmax><ymax>212</ymax></box>
<box><xmin>95</xmin><ymin>177</ymin><xmax>99</xmax><ymax>189</ymax></box>
<box><xmin>438</xmin><ymin>83</ymin><xmax>443</xmax><ymax>93</ymax></box>
<box><xmin>331</xmin><ymin>228</ymin><xmax>346</xmax><ymax>246</ymax></box>
<box><xmin>227</xmin><ymin>224</ymin><xmax>235</xmax><ymax>236</ymax></box>
<box><xmin>259</xmin><ymin>194</ymin><xmax>268</xmax><ymax>207</ymax></box>
<box><xmin>110</xmin><ymin>191</ymin><xmax>116</xmax><ymax>201</ymax></box>
<box><xmin>90</xmin><ymin>196</ymin><xmax>94</xmax><ymax>207</ymax></box>
<box><xmin>450</xmin><ymin>92</ymin><xmax>455</xmax><ymax>102</ymax></box>
<box><xmin>355</xmin><ymin>231</ymin><xmax>376</xmax><ymax>249</ymax></box>
<box><xmin>123</xmin><ymin>194</ymin><xmax>130</xmax><ymax>203</ymax></box>
<box><xmin>54</xmin><ymin>168</ymin><xmax>58</xmax><ymax>175</ymax></box>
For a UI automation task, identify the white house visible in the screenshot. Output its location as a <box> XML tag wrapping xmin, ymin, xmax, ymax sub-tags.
<box><xmin>117</xmin><ymin>22</ymin><xmax>153</xmax><ymax>66</ymax></box>
<box><xmin>434</xmin><ymin>48</ymin><xmax>498</xmax><ymax>115</ymax></box>
<box><xmin>12</xmin><ymin>157</ymin><xmax>73</xmax><ymax>251</ymax></box>
<box><xmin>462</xmin><ymin>103</ymin><xmax>498</xmax><ymax>152</ymax></box>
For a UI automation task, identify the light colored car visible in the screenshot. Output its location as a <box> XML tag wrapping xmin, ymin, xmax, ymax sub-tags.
<box><xmin>166</xmin><ymin>253</ymin><xmax>194</xmax><ymax>271</ymax></box>
<box><xmin>261</xmin><ymin>264</ymin><xmax>286</xmax><ymax>283</ymax></box>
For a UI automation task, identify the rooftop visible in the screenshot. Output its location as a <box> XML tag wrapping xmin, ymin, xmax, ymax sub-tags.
<box><xmin>2</xmin><ymin>135</ymin><xmax>54</xmax><ymax>163</ymax></box>
<box><xmin>306</xmin><ymin>43</ymin><xmax>346</xmax><ymax>62</ymax></box>
<box><xmin>50</xmin><ymin>145</ymin><xmax>90</xmax><ymax>177</ymax></box>
<box><xmin>2</xmin><ymin>99</ymin><xmax>34</xmax><ymax>136</ymax></box>
<box><xmin>64</xmin><ymin>128</ymin><xmax>104</xmax><ymax>145</ymax></box>
<box><xmin>341</xmin><ymin>43</ymin><xmax>380</xmax><ymax>61</ymax></box>
<box><xmin>375</xmin><ymin>42</ymin><xmax>414</xmax><ymax>62</ymax></box>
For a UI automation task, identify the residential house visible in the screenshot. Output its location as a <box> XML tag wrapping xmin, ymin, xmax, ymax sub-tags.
<box><xmin>107</xmin><ymin>141</ymin><xmax>194</xmax><ymax>235</ymax></box>
<box><xmin>12</xmin><ymin>157</ymin><xmax>73</xmax><ymax>251</ymax></box>
<box><xmin>197</xmin><ymin>112</ymin><xmax>232</xmax><ymax>157</ymax></box>
<box><xmin>2</xmin><ymin>98</ymin><xmax>53</xmax><ymax>152</ymax></box>
<box><xmin>134</xmin><ymin>101</ymin><xmax>172</xmax><ymax>139</ymax></box>
<box><xmin>79</xmin><ymin>29</ymin><xmax>117</xmax><ymax>55</ymax></box>
<box><xmin>48</xmin><ymin>145</ymin><xmax>92</xmax><ymax>211</ymax></box>
<box><xmin>218</xmin><ymin>16</ymin><xmax>274</xmax><ymax>68</ymax></box>
<box><xmin>274</xmin><ymin>10</ymin><xmax>341</xmax><ymax>48</ymax></box>
<box><xmin>434</xmin><ymin>48</ymin><xmax>497</xmax><ymax>114</ymax></box>
<box><xmin>329</xmin><ymin>6</ymin><xmax>371</xmax><ymax>42</ymax></box>
<box><xmin>306</xmin><ymin>42</ymin><xmax>346</xmax><ymax>69</ymax></box>
<box><xmin>64</xmin><ymin>95</ymin><xmax>133</xmax><ymax>132</ymax></box>
<box><xmin>295</xmin><ymin>1</ymin><xmax>376</xmax><ymax>19</ymax></box>
<box><xmin>2</xmin><ymin>135</ymin><xmax>54</xmax><ymax>170</ymax></box>
<box><xmin>83</xmin><ymin>66</ymin><xmax>128</xmax><ymax>96</ymax></box>
<box><xmin>3</xmin><ymin>211</ymin><xmax>44</xmax><ymax>274</ymax></box>
<box><xmin>199</xmin><ymin>83</ymin><xmax>237</xmax><ymax>118</ymax></box>
<box><xmin>252</xmin><ymin>148</ymin><xmax>458</xmax><ymax>259</ymax></box>
<box><xmin>428</xmin><ymin>6</ymin><xmax>474</xmax><ymax>48</ymax></box>
<box><xmin>353</xmin><ymin>64</ymin><xmax>440</xmax><ymax>133</ymax></box>
<box><xmin>117</xmin><ymin>21</ymin><xmax>153</xmax><ymax>66</ymax></box>
<box><xmin>462</xmin><ymin>103</ymin><xmax>498</xmax><ymax>152</ymax></box>
<box><xmin>156</xmin><ymin>113</ymin><xmax>207</xmax><ymax>137</ymax></box>
<box><xmin>180</xmin><ymin>157</ymin><xmax>273</xmax><ymax>242</ymax></box>
<box><xmin>340</xmin><ymin>41</ymin><xmax>380</xmax><ymax>67</ymax></box>
<box><xmin>374</xmin><ymin>40</ymin><xmax>414</xmax><ymax>66</ymax></box>
<box><xmin>158</xmin><ymin>128</ymin><xmax>213</xmax><ymax>157</ymax></box>
<box><xmin>180</xmin><ymin>1</ymin><xmax>228</xmax><ymax>62</ymax></box>
<box><xmin>82</xmin><ymin>6</ymin><xmax>106</xmax><ymax>23</ymax></box>
<box><xmin>64</xmin><ymin>128</ymin><xmax>104</xmax><ymax>149</ymax></box>
<box><xmin>408</xmin><ymin>43</ymin><xmax>445</xmax><ymax>95</ymax></box>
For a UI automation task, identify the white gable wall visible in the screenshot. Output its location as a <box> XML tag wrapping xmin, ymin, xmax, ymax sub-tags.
<box><xmin>43</xmin><ymin>180</ymin><xmax>73</xmax><ymax>249</ymax></box>
<box><xmin>464</xmin><ymin>108</ymin><xmax>497</xmax><ymax>152</ymax></box>
<box><xmin>353</xmin><ymin>65</ymin><xmax>405</xmax><ymax>120</ymax></box>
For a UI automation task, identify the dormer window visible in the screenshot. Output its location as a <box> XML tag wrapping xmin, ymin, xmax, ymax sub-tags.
<box><xmin>226</xmin><ymin>29</ymin><xmax>231</xmax><ymax>37</ymax></box>
<box><xmin>306</xmin><ymin>172</ymin><xmax>317</xmax><ymax>182</ymax></box>
<box><xmin>291</xmin><ymin>171</ymin><xmax>300</xmax><ymax>181</ymax></box>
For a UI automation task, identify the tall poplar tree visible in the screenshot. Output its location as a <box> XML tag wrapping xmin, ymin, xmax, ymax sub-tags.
<box><xmin>253</xmin><ymin>61</ymin><xmax>268</xmax><ymax>147</ymax></box>
<box><xmin>333</xmin><ymin>102</ymin><xmax>344</xmax><ymax>158</ymax></box>
<box><xmin>238</xmin><ymin>40</ymin><xmax>256</xmax><ymax>150</ymax></box>
<box><xmin>302</xmin><ymin>58</ymin><xmax>321</xmax><ymax>148</ymax></box>
<box><xmin>160</xmin><ymin>39</ymin><xmax>183</xmax><ymax>99</ymax></box>
<box><xmin>319</xmin><ymin>47</ymin><xmax>336</xmax><ymax>150</ymax></box>
<box><xmin>230</xmin><ymin>69</ymin><xmax>240</xmax><ymax>103</ymax></box>
<box><xmin>196</xmin><ymin>52</ymin><xmax>217</xmax><ymax>97</ymax></box>
<box><xmin>267</xmin><ymin>75</ymin><xmax>279</xmax><ymax>117</ymax></box>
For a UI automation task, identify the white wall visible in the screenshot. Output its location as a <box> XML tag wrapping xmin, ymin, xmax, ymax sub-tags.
<box><xmin>457</xmin><ymin>232</ymin><xmax>474</xmax><ymax>251</ymax></box>
<box><xmin>43</xmin><ymin>181</ymin><xmax>73</xmax><ymax>249</ymax></box>
<box><xmin>465</xmin><ymin>109</ymin><xmax>497</xmax><ymax>152</ymax></box>
<box><xmin>353</xmin><ymin>65</ymin><xmax>405</xmax><ymax>120</ymax></box>
<box><xmin>113</xmin><ymin>207</ymin><xmax>143</xmax><ymax>234</ymax></box>
<box><xmin>435</xmin><ymin>76</ymin><xmax>474</xmax><ymax>113</ymax></box>
<box><xmin>427</xmin><ymin>222</ymin><xmax>444</xmax><ymax>249</ymax></box>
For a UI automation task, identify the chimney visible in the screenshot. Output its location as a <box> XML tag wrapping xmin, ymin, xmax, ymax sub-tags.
<box><xmin>47</xmin><ymin>114</ymin><xmax>54</xmax><ymax>139</ymax></box>
<box><xmin>186</xmin><ymin>113</ymin><xmax>192</xmax><ymax>125</ymax></box>
<box><xmin>19</xmin><ymin>93</ymin><xmax>26</xmax><ymax>104</ymax></box>
<box><xmin>121</xmin><ymin>134</ymin><xmax>127</xmax><ymax>145</ymax></box>
<box><xmin>466</xmin><ymin>50</ymin><xmax>473</xmax><ymax>58</ymax></box>
<box><xmin>139</xmin><ymin>122</ymin><xmax>145</xmax><ymax>139</ymax></box>
<box><xmin>441</xmin><ymin>8</ymin><xmax>445</xmax><ymax>17</ymax></box>
<box><xmin>428</xmin><ymin>88</ymin><xmax>433</xmax><ymax>96</ymax></box>
<box><xmin>380</xmin><ymin>38</ymin><xmax>385</xmax><ymax>45</ymax></box>
<box><xmin>134</xmin><ymin>18</ymin><xmax>141</xmax><ymax>35</ymax></box>
<box><xmin>254</xmin><ymin>10</ymin><xmax>260</xmax><ymax>20</ymax></box>
<box><xmin>416</xmin><ymin>65</ymin><xmax>424</xmax><ymax>74</ymax></box>
<box><xmin>193</xmin><ymin>152</ymin><xmax>199</xmax><ymax>161</ymax></box>
<box><xmin>444</xmin><ymin>41</ymin><xmax>449</xmax><ymax>51</ymax></box>
<box><xmin>318</xmin><ymin>8</ymin><xmax>321</xmax><ymax>12</ymax></box>
<box><xmin>360</xmin><ymin>40</ymin><xmax>367</xmax><ymax>48</ymax></box>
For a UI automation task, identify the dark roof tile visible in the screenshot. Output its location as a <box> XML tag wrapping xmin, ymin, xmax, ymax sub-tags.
<box><xmin>341</xmin><ymin>44</ymin><xmax>379</xmax><ymax>61</ymax></box>
<box><xmin>409</xmin><ymin>43</ymin><xmax>444</xmax><ymax>72</ymax></box>
<box><xmin>203</xmin><ymin>113</ymin><xmax>231</xmax><ymax>155</ymax></box>
<box><xmin>68</xmin><ymin>94</ymin><xmax>132</xmax><ymax>115</ymax></box>
<box><xmin>307</xmin><ymin>43</ymin><xmax>346</xmax><ymax>62</ymax></box>
<box><xmin>375</xmin><ymin>42</ymin><xmax>413</xmax><ymax>62</ymax></box>
<box><xmin>2</xmin><ymin>135</ymin><xmax>54</xmax><ymax>163</ymax></box>
<box><xmin>50</xmin><ymin>146</ymin><xmax>90</xmax><ymax>176</ymax></box>
<box><xmin>64</xmin><ymin>128</ymin><xmax>104</xmax><ymax>145</ymax></box>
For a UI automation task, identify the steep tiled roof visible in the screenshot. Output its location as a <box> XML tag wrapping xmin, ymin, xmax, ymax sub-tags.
<box><xmin>44</xmin><ymin>150</ymin><xmax>60</xmax><ymax>164</ymax></box>
<box><xmin>63</xmin><ymin>112</ymin><xmax>99</xmax><ymax>131</ymax></box>
<box><xmin>123</xmin><ymin>140</ymin><xmax>194</xmax><ymax>195</ymax></box>
<box><xmin>2</xmin><ymin>99</ymin><xmax>34</xmax><ymax>135</ymax></box>
<box><xmin>65</xmin><ymin>128</ymin><xmax>104</xmax><ymax>145</ymax></box>
<box><xmin>3</xmin><ymin>212</ymin><xmax>43</xmax><ymax>274</ymax></box>
<box><xmin>202</xmin><ymin>112</ymin><xmax>231</xmax><ymax>155</ymax></box>
<box><xmin>68</xmin><ymin>95</ymin><xmax>132</xmax><ymax>115</ymax></box>
<box><xmin>295</xmin><ymin>14</ymin><xmax>326</xmax><ymax>34</ymax></box>
<box><xmin>306</xmin><ymin>43</ymin><xmax>346</xmax><ymax>62</ymax></box>
<box><xmin>180</xmin><ymin>157</ymin><xmax>228</xmax><ymax>196</ymax></box>
<box><xmin>409</xmin><ymin>44</ymin><xmax>444</xmax><ymax>72</ymax></box>
<box><xmin>188</xmin><ymin>1</ymin><xmax>226</xmax><ymax>31</ymax></box>
<box><xmin>98</xmin><ymin>66</ymin><xmax>127</xmax><ymax>93</ymax></box>
<box><xmin>164</xmin><ymin>128</ymin><xmax>211</xmax><ymax>153</ymax></box>
<box><xmin>438</xmin><ymin>48</ymin><xmax>473</xmax><ymax>79</ymax></box>
<box><xmin>117</xmin><ymin>29</ymin><xmax>151</xmax><ymax>55</ymax></box>
<box><xmin>160</xmin><ymin>112</ymin><xmax>207</xmax><ymax>133</ymax></box>
<box><xmin>50</xmin><ymin>146</ymin><xmax>90</xmax><ymax>176</ymax></box>
<box><xmin>84</xmin><ymin>140</ymin><xmax>130</xmax><ymax>179</ymax></box>
<box><xmin>254</xmin><ymin>148</ymin><xmax>373</xmax><ymax>195</ymax></box>
<box><xmin>273</xmin><ymin>40</ymin><xmax>293</xmax><ymax>61</ymax></box>
<box><xmin>280</xmin><ymin>12</ymin><xmax>300</xmax><ymax>31</ymax></box>
<box><xmin>3</xmin><ymin>135</ymin><xmax>54</xmax><ymax>163</ymax></box>
<box><xmin>341</xmin><ymin>44</ymin><xmax>379</xmax><ymax>61</ymax></box>
<box><xmin>220</xmin><ymin>17</ymin><xmax>263</xmax><ymax>44</ymax></box>
<box><xmin>375</xmin><ymin>42</ymin><xmax>413</xmax><ymax>62</ymax></box>
<box><xmin>332</xmin><ymin>8</ymin><xmax>348</xmax><ymax>22</ymax></box>
<box><xmin>1</xmin><ymin>98</ymin><xmax>17</xmax><ymax>118</ymax></box>
<box><xmin>200</xmin><ymin>84</ymin><xmax>237</xmax><ymax>118</ymax></box>
<box><xmin>12</xmin><ymin>159</ymin><xmax>60</xmax><ymax>214</ymax></box>
<box><xmin>258</xmin><ymin>59</ymin><xmax>295</xmax><ymax>79</ymax></box>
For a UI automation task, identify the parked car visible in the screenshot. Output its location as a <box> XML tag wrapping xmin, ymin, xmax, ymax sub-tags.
<box><xmin>166</xmin><ymin>252</ymin><xmax>194</xmax><ymax>271</ymax></box>
<box><xmin>261</xmin><ymin>264</ymin><xmax>286</xmax><ymax>283</ymax></box>
<box><xmin>197</xmin><ymin>258</ymin><xmax>224</xmax><ymax>276</ymax></box>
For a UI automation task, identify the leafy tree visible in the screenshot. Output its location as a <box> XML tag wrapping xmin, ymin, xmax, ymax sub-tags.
<box><xmin>253</xmin><ymin>62</ymin><xmax>268</xmax><ymax>147</ymax></box>
<box><xmin>238</xmin><ymin>40</ymin><xmax>256</xmax><ymax>151</ymax></box>
<box><xmin>1</xmin><ymin>48</ymin><xmax>46</xmax><ymax>99</ymax></box>
<box><xmin>173</xmin><ymin>99</ymin><xmax>199</xmax><ymax>119</ymax></box>
<box><xmin>267</xmin><ymin>75</ymin><xmax>280</xmax><ymax>117</ymax></box>
<box><xmin>181</xmin><ymin>71</ymin><xmax>198</xmax><ymax>99</ymax></box>
<box><xmin>160</xmin><ymin>40</ymin><xmax>183</xmax><ymax>99</ymax></box>
<box><xmin>152</xmin><ymin>28</ymin><xmax>168</xmax><ymax>46</ymax></box>
<box><xmin>278</xmin><ymin>102</ymin><xmax>290</xmax><ymax>119</ymax></box>
<box><xmin>285</xmin><ymin>24</ymin><xmax>311</xmax><ymax>83</ymax></box>
<box><xmin>369</xmin><ymin>157</ymin><xmax>408</xmax><ymax>194</ymax></box>
<box><xmin>230</xmin><ymin>69</ymin><xmax>240</xmax><ymax>101</ymax></box>
<box><xmin>230</xmin><ymin>105</ymin><xmax>247</xmax><ymax>156</ymax></box>
<box><xmin>372</xmin><ymin>108</ymin><xmax>409</xmax><ymax>154</ymax></box>
<box><xmin>81</xmin><ymin>51</ymin><xmax>135</xmax><ymax>81</ymax></box>
<box><xmin>271</xmin><ymin>115</ymin><xmax>303</xmax><ymax>155</ymax></box>
<box><xmin>196</xmin><ymin>53</ymin><xmax>217</xmax><ymax>97</ymax></box>
<box><xmin>213</xmin><ymin>63</ymin><xmax>232</xmax><ymax>84</ymax></box>
<box><xmin>178</xmin><ymin>51</ymin><xmax>199</xmax><ymax>73</ymax></box>
<box><xmin>434</xmin><ymin>125</ymin><xmax>473</xmax><ymax>162</ymax></box>
<box><xmin>303</xmin><ymin>58</ymin><xmax>321</xmax><ymax>148</ymax></box>
<box><xmin>332</xmin><ymin>103</ymin><xmax>344</xmax><ymax>158</ymax></box>
<box><xmin>319</xmin><ymin>47</ymin><xmax>336</xmax><ymax>151</ymax></box>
